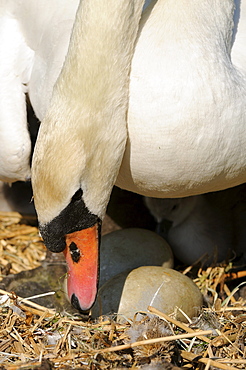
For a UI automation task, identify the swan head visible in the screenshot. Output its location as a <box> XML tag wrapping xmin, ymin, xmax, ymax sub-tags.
<box><xmin>31</xmin><ymin>102</ymin><xmax>126</xmax><ymax>312</ymax></box>
<box><xmin>41</xmin><ymin>189</ymin><xmax>102</xmax><ymax>313</ymax></box>
<box><xmin>32</xmin><ymin>142</ymin><xmax>101</xmax><ymax>312</ymax></box>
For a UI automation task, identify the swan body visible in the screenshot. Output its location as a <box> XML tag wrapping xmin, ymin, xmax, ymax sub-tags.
<box><xmin>2</xmin><ymin>0</ymin><xmax>246</xmax><ymax>310</ymax></box>
<box><xmin>31</xmin><ymin>0</ymin><xmax>246</xmax><ymax>220</ymax></box>
<box><xmin>0</xmin><ymin>0</ymin><xmax>79</xmax><ymax>182</ymax></box>
<box><xmin>118</xmin><ymin>0</ymin><xmax>246</xmax><ymax>198</ymax></box>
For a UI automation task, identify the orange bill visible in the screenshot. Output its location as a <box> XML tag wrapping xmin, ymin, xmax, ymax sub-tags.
<box><xmin>63</xmin><ymin>224</ymin><xmax>99</xmax><ymax>312</ymax></box>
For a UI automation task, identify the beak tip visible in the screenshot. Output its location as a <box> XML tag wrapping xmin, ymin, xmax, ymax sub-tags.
<box><xmin>71</xmin><ymin>293</ymin><xmax>91</xmax><ymax>314</ymax></box>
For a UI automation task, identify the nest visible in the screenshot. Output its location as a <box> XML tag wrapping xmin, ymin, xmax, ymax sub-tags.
<box><xmin>0</xmin><ymin>212</ymin><xmax>245</xmax><ymax>370</ymax></box>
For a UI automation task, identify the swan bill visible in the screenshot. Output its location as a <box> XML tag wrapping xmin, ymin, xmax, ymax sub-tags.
<box><xmin>63</xmin><ymin>223</ymin><xmax>100</xmax><ymax>312</ymax></box>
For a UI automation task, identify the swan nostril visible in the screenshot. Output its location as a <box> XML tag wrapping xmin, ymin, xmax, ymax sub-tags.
<box><xmin>71</xmin><ymin>293</ymin><xmax>90</xmax><ymax>315</ymax></box>
<box><xmin>69</xmin><ymin>241</ymin><xmax>81</xmax><ymax>263</ymax></box>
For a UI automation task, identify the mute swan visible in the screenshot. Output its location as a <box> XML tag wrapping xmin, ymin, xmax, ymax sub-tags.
<box><xmin>2</xmin><ymin>0</ymin><xmax>246</xmax><ymax>312</ymax></box>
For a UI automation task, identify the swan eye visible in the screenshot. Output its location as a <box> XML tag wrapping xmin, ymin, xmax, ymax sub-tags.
<box><xmin>71</xmin><ymin>188</ymin><xmax>83</xmax><ymax>203</ymax></box>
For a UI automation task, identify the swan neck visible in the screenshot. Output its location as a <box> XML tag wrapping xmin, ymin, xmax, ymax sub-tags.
<box><xmin>32</xmin><ymin>0</ymin><xmax>145</xmax><ymax>223</ymax></box>
<box><xmin>56</xmin><ymin>0</ymin><xmax>145</xmax><ymax>107</ymax></box>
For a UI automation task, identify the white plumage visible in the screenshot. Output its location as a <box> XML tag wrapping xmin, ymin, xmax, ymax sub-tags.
<box><xmin>0</xmin><ymin>0</ymin><xmax>80</xmax><ymax>182</ymax></box>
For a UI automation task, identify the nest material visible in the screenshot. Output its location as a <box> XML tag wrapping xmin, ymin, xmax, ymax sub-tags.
<box><xmin>0</xmin><ymin>211</ymin><xmax>245</xmax><ymax>370</ymax></box>
<box><xmin>0</xmin><ymin>212</ymin><xmax>46</xmax><ymax>277</ymax></box>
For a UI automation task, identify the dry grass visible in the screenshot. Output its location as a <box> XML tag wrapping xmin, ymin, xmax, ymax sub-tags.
<box><xmin>0</xmin><ymin>212</ymin><xmax>245</xmax><ymax>369</ymax></box>
<box><xmin>0</xmin><ymin>212</ymin><xmax>46</xmax><ymax>278</ymax></box>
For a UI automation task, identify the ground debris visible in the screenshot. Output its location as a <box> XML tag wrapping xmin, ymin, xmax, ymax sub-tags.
<box><xmin>0</xmin><ymin>212</ymin><xmax>46</xmax><ymax>279</ymax></box>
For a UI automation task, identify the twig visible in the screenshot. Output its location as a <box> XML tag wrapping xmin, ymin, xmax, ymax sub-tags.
<box><xmin>181</xmin><ymin>350</ymin><xmax>241</xmax><ymax>370</ymax></box>
<box><xmin>0</xmin><ymin>288</ymin><xmax>56</xmax><ymax>316</ymax></box>
<box><xmin>217</xmin><ymin>359</ymin><xmax>246</xmax><ymax>364</ymax></box>
<box><xmin>148</xmin><ymin>306</ymin><xmax>211</xmax><ymax>343</ymax></box>
<box><xmin>98</xmin><ymin>330</ymin><xmax>212</xmax><ymax>353</ymax></box>
<box><xmin>219</xmin><ymin>271</ymin><xmax>246</xmax><ymax>281</ymax></box>
<box><xmin>0</xmin><ymin>226</ymin><xmax>38</xmax><ymax>239</ymax></box>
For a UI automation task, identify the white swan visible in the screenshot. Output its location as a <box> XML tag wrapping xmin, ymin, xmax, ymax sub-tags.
<box><xmin>2</xmin><ymin>0</ymin><xmax>246</xmax><ymax>311</ymax></box>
